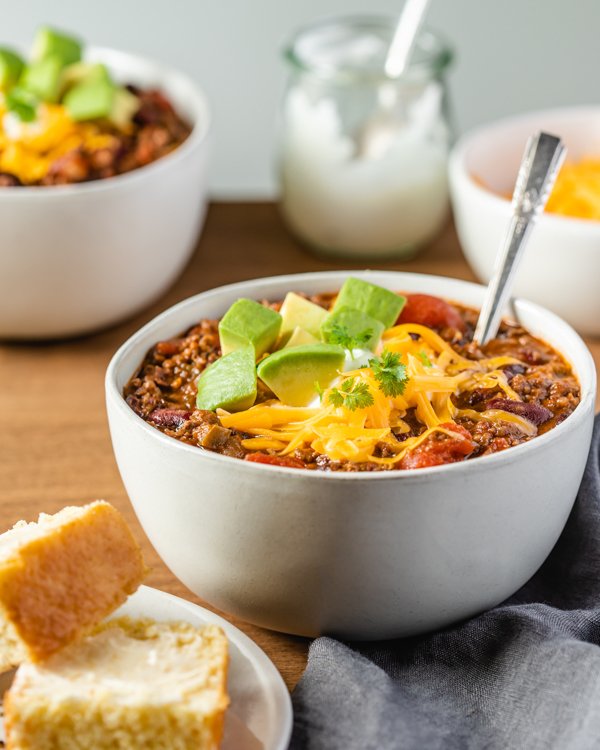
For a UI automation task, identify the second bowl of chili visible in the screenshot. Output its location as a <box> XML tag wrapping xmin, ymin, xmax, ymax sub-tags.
<box><xmin>0</xmin><ymin>45</ymin><xmax>210</xmax><ymax>339</ymax></box>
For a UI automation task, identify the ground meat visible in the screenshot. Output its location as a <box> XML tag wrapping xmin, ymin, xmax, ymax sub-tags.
<box><xmin>126</xmin><ymin>319</ymin><xmax>221</xmax><ymax>419</ymax></box>
<box><xmin>0</xmin><ymin>172</ymin><xmax>22</xmax><ymax>187</ymax></box>
<box><xmin>453</xmin><ymin>387</ymin><xmax>502</xmax><ymax>410</ymax></box>
<box><xmin>42</xmin><ymin>148</ymin><xmax>91</xmax><ymax>185</ymax></box>
<box><xmin>5</xmin><ymin>86</ymin><xmax>191</xmax><ymax>188</ymax></box>
<box><xmin>123</xmin><ymin>293</ymin><xmax>581</xmax><ymax>471</ymax></box>
<box><xmin>393</xmin><ymin>407</ymin><xmax>427</xmax><ymax>440</ymax></box>
<box><xmin>245</xmin><ymin>453</ymin><xmax>306</xmax><ymax>468</ymax></box>
<box><xmin>457</xmin><ymin>417</ymin><xmax>528</xmax><ymax>456</ymax></box>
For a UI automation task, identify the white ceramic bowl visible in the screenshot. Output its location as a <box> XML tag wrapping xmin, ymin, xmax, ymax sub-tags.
<box><xmin>449</xmin><ymin>106</ymin><xmax>600</xmax><ymax>336</ymax></box>
<box><xmin>106</xmin><ymin>271</ymin><xmax>596</xmax><ymax>640</ymax></box>
<box><xmin>0</xmin><ymin>46</ymin><xmax>210</xmax><ymax>339</ymax></box>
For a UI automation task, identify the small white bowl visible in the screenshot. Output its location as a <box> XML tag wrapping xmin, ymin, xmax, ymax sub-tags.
<box><xmin>106</xmin><ymin>271</ymin><xmax>596</xmax><ymax>640</ymax></box>
<box><xmin>449</xmin><ymin>106</ymin><xmax>600</xmax><ymax>336</ymax></box>
<box><xmin>0</xmin><ymin>46</ymin><xmax>210</xmax><ymax>339</ymax></box>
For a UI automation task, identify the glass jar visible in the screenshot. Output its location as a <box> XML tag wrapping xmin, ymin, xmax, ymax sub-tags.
<box><xmin>278</xmin><ymin>16</ymin><xmax>453</xmax><ymax>260</ymax></box>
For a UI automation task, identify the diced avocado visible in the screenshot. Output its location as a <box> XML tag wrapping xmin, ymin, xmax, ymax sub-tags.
<box><xmin>59</xmin><ymin>62</ymin><xmax>111</xmax><ymax>95</ymax></box>
<box><xmin>333</xmin><ymin>278</ymin><xmax>406</xmax><ymax>330</ymax></box>
<box><xmin>63</xmin><ymin>78</ymin><xmax>115</xmax><ymax>121</ymax></box>
<box><xmin>196</xmin><ymin>346</ymin><xmax>257</xmax><ymax>412</ymax></box>
<box><xmin>0</xmin><ymin>48</ymin><xmax>25</xmax><ymax>89</ymax></box>
<box><xmin>219</xmin><ymin>299</ymin><xmax>282</xmax><ymax>358</ymax></box>
<box><xmin>257</xmin><ymin>344</ymin><xmax>345</xmax><ymax>407</ymax></box>
<box><xmin>108</xmin><ymin>87</ymin><xmax>140</xmax><ymax>130</ymax></box>
<box><xmin>20</xmin><ymin>55</ymin><xmax>63</xmax><ymax>102</ymax></box>
<box><xmin>5</xmin><ymin>87</ymin><xmax>38</xmax><ymax>122</ymax></box>
<box><xmin>32</xmin><ymin>27</ymin><xmax>82</xmax><ymax>66</ymax></box>
<box><xmin>278</xmin><ymin>292</ymin><xmax>329</xmax><ymax>344</ymax></box>
<box><xmin>321</xmin><ymin>306</ymin><xmax>384</xmax><ymax>352</ymax></box>
<box><xmin>283</xmin><ymin>327</ymin><xmax>318</xmax><ymax>349</ymax></box>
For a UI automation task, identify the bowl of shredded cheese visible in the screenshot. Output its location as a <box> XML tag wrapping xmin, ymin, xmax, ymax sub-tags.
<box><xmin>449</xmin><ymin>106</ymin><xmax>600</xmax><ymax>336</ymax></box>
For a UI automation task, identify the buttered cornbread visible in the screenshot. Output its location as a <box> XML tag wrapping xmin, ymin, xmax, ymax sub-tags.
<box><xmin>4</xmin><ymin>617</ymin><xmax>229</xmax><ymax>750</ymax></box>
<box><xmin>0</xmin><ymin>501</ymin><xmax>146</xmax><ymax>671</ymax></box>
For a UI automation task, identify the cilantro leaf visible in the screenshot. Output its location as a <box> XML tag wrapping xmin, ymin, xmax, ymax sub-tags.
<box><xmin>369</xmin><ymin>350</ymin><xmax>409</xmax><ymax>397</ymax></box>
<box><xmin>328</xmin><ymin>378</ymin><xmax>374</xmax><ymax>411</ymax></box>
<box><xmin>328</xmin><ymin>388</ymin><xmax>345</xmax><ymax>408</ymax></box>
<box><xmin>417</xmin><ymin>350</ymin><xmax>432</xmax><ymax>367</ymax></box>
<box><xmin>326</xmin><ymin>324</ymin><xmax>373</xmax><ymax>354</ymax></box>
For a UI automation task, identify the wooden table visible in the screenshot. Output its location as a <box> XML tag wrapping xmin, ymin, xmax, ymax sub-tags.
<box><xmin>1</xmin><ymin>203</ymin><xmax>598</xmax><ymax>691</ymax></box>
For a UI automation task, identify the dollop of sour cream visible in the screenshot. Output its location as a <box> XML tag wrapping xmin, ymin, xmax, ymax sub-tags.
<box><xmin>306</xmin><ymin>347</ymin><xmax>373</xmax><ymax>408</ymax></box>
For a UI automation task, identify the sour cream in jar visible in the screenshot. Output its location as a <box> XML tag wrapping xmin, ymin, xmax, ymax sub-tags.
<box><xmin>278</xmin><ymin>17</ymin><xmax>454</xmax><ymax>260</ymax></box>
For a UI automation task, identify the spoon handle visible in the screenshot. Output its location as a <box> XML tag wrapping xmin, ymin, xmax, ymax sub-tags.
<box><xmin>385</xmin><ymin>0</ymin><xmax>431</xmax><ymax>78</ymax></box>
<box><xmin>473</xmin><ymin>131</ymin><xmax>566</xmax><ymax>346</ymax></box>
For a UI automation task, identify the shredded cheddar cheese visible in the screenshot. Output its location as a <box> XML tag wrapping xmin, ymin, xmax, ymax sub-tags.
<box><xmin>0</xmin><ymin>101</ymin><xmax>118</xmax><ymax>184</ymax></box>
<box><xmin>219</xmin><ymin>324</ymin><xmax>534</xmax><ymax>467</ymax></box>
<box><xmin>545</xmin><ymin>158</ymin><xmax>600</xmax><ymax>220</ymax></box>
<box><xmin>482</xmin><ymin>157</ymin><xmax>600</xmax><ymax>222</ymax></box>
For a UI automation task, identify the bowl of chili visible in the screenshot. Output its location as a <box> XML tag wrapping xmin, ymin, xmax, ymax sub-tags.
<box><xmin>106</xmin><ymin>271</ymin><xmax>596</xmax><ymax>639</ymax></box>
<box><xmin>0</xmin><ymin>44</ymin><xmax>210</xmax><ymax>339</ymax></box>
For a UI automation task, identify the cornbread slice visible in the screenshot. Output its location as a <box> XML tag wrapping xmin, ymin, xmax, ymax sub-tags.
<box><xmin>4</xmin><ymin>617</ymin><xmax>230</xmax><ymax>750</ymax></box>
<box><xmin>0</xmin><ymin>501</ymin><xmax>146</xmax><ymax>671</ymax></box>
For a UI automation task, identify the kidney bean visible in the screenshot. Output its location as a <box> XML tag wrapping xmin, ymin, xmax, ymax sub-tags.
<box><xmin>486</xmin><ymin>398</ymin><xmax>552</xmax><ymax>426</ymax></box>
<box><xmin>148</xmin><ymin>408</ymin><xmax>192</xmax><ymax>430</ymax></box>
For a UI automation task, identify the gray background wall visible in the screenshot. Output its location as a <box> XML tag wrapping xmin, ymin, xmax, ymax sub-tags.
<box><xmin>3</xmin><ymin>0</ymin><xmax>597</xmax><ymax>196</ymax></box>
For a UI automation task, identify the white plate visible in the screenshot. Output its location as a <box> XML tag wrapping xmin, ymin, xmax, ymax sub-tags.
<box><xmin>0</xmin><ymin>586</ymin><xmax>293</xmax><ymax>750</ymax></box>
<box><xmin>116</xmin><ymin>586</ymin><xmax>293</xmax><ymax>750</ymax></box>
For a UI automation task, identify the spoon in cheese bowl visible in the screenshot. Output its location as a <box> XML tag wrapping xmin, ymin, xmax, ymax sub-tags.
<box><xmin>474</xmin><ymin>131</ymin><xmax>567</xmax><ymax>345</ymax></box>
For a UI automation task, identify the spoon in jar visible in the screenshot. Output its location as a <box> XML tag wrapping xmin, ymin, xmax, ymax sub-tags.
<box><xmin>356</xmin><ymin>0</ymin><xmax>431</xmax><ymax>159</ymax></box>
<box><xmin>473</xmin><ymin>131</ymin><xmax>566</xmax><ymax>346</ymax></box>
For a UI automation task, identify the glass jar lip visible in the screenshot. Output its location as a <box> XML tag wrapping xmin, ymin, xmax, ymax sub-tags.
<box><xmin>283</xmin><ymin>14</ymin><xmax>453</xmax><ymax>84</ymax></box>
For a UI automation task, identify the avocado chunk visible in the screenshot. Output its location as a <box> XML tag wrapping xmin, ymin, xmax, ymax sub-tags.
<box><xmin>278</xmin><ymin>292</ymin><xmax>329</xmax><ymax>344</ymax></box>
<box><xmin>333</xmin><ymin>278</ymin><xmax>406</xmax><ymax>330</ymax></box>
<box><xmin>321</xmin><ymin>306</ymin><xmax>385</xmax><ymax>352</ymax></box>
<box><xmin>283</xmin><ymin>327</ymin><xmax>318</xmax><ymax>349</ymax></box>
<box><xmin>5</xmin><ymin>87</ymin><xmax>38</xmax><ymax>122</ymax></box>
<box><xmin>109</xmin><ymin>87</ymin><xmax>140</xmax><ymax>130</ymax></box>
<box><xmin>0</xmin><ymin>48</ymin><xmax>25</xmax><ymax>89</ymax></box>
<box><xmin>197</xmin><ymin>345</ymin><xmax>257</xmax><ymax>412</ymax></box>
<box><xmin>257</xmin><ymin>344</ymin><xmax>345</xmax><ymax>407</ymax></box>
<box><xmin>20</xmin><ymin>55</ymin><xmax>63</xmax><ymax>103</ymax></box>
<box><xmin>32</xmin><ymin>27</ymin><xmax>82</xmax><ymax>66</ymax></box>
<box><xmin>219</xmin><ymin>299</ymin><xmax>282</xmax><ymax>358</ymax></box>
<box><xmin>64</xmin><ymin>78</ymin><xmax>115</xmax><ymax>121</ymax></box>
<box><xmin>59</xmin><ymin>62</ymin><xmax>111</xmax><ymax>96</ymax></box>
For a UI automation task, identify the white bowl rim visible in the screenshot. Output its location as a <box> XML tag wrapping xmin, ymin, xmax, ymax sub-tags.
<box><xmin>106</xmin><ymin>270</ymin><xmax>596</xmax><ymax>482</ymax></box>
<box><xmin>0</xmin><ymin>45</ymin><xmax>210</xmax><ymax>198</ymax></box>
<box><xmin>450</xmin><ymin>104</ymin><xmax>600</xmax><ymax>232</ymax></box>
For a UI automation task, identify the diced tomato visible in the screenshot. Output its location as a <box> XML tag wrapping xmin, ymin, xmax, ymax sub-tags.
<box><xmin>399</xmin><ymin>422</ymin><xmax>476</xmax><ymax>469</ymax></box>
<box><xmin>244</xmin><ymin>452</ymin><xmax>305</xmax><ymax>469</ymax></box>
<box><xmin>398</xmin><ymin>294</ymin><xmax>465</xmax><ymax>331</ymax></box>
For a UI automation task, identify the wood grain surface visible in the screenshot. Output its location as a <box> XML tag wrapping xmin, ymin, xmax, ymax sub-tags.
<box><xmin>1</xmin><ymin>203</ymin><xmax>598</xmax><ymax>692</ymax></box>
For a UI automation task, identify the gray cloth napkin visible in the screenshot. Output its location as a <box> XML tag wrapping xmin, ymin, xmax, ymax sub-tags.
<box><xmin>290</xmin><ymin>414</ymin><xmax>600</xmax><ymax>750</ymax></box>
